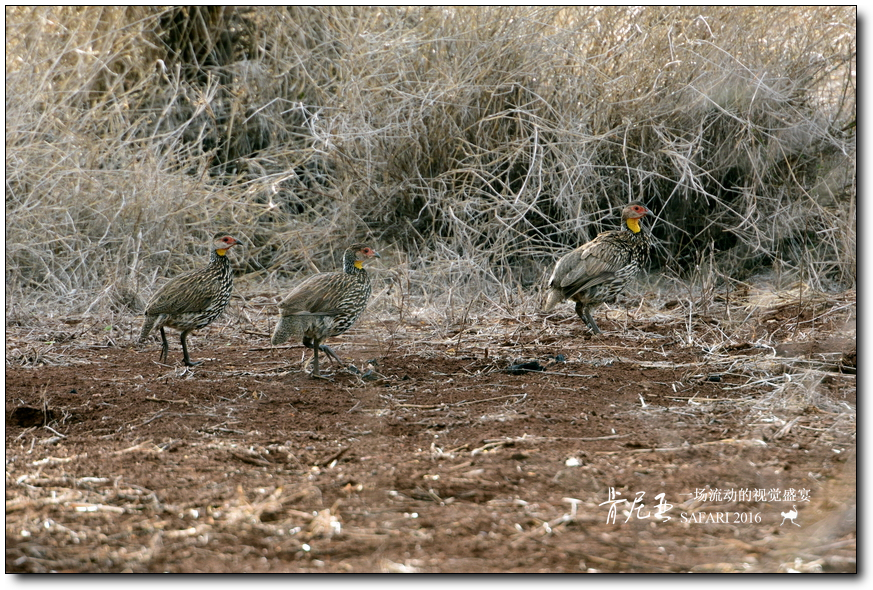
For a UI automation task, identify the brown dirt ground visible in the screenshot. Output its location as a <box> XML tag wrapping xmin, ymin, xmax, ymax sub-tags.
<box><xmin>5</xmin><ymin>294</ymin><xmax>856</xmax><ymax>573</ymax></box>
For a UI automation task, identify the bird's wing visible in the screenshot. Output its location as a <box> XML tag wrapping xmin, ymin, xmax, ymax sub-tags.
<box><xmin>556</xmin><ymin>233</ymin><xmax>631</xmax><ymax>293</ymax></box>
<box><xmin>277</xmin><ymin>272</ymin><xmax>344</xmax><ymax>315</ymax></box>
<box><xmin>145</xmin><ymin>271</ymin><xmax>219</xmax><ymax>315</ymax></box>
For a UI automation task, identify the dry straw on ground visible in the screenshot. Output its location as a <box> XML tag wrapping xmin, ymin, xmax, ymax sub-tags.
<box><xmin>4</xmin><ymin>287</ymin><xmax>856</xmax><ymax>572</ymax></box>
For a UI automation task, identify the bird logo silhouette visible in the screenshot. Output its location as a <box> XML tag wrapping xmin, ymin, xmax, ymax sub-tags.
<box><xmin>780</xmin><ymin>505</ymin><xmax>801</xmax><ymax>527</ymax></box>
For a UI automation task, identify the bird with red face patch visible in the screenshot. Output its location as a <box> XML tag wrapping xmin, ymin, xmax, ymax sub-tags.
<box><xmin>139</xmin><ymin>234</ymin><xmax>242</xmax><ymax>366</ymax></box>
<box><xmin>271</xmin><ymin>243</ymin><xmax>381</xmax><ymax>377</ymax></box>
<box><xmin>543</xmin><ymin>203</ymin><xmax>652</xmax><ymax>334</ymax></box>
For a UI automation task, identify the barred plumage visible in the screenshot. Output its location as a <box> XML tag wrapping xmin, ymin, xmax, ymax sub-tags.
<box><xmin>271</xmin><ymin>243</ymin><xmax>380</xmax><ymax>377</ymax></box>
<box><xmin>543</xmin><ymin>203</ymin><xmax>651</xmax><ymax>333</ymax></box>
<box><xmin>139</xmin><ymin>235</ymin><xmax>241</xmax><ymax>366</ymax></box>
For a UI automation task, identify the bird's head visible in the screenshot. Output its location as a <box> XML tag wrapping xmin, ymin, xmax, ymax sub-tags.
<box><xmin>214</xmin><ymin>235</ymin><xmax>242</xmax><ymax>256</ymax></box>
<box><xmin>347</xmin><ymin>244</ymin><xmax>381</xmax><ymax>270</ymax></box>
<box><xmin>621</xmin><ymin>203</ymin><xmax>650</xmax><ymax>233</ymax></box>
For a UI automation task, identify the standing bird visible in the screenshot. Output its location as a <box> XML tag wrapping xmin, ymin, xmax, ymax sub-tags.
<box><xmin>543</xmin><ymin>203</ymin><xmax>651</xmax><ymax>334</ymax></box>
<box><xmin>139</xmin><ymin>235</ymin><xmax>242</xmax><ymax>366</ymax></box>
<box><xmin>271</xmin><ymin>244</ymin><xmax>381</xmax><ymax>377</ymax></box>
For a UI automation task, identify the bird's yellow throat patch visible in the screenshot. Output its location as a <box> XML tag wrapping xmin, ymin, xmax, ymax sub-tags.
<box><xmin>626</xmin><ymin>217</ymin><xmax>641</xmax><ymax>234</ymax></box>
<box><xmin>216</xmin><ymin>249</ymin><xmax>228</xmax><ymax>257</ymax></box>
<box><xmin>354</xmin><ymin>260</ymin><xmax>364</xmax><ymax>270</ymax></box>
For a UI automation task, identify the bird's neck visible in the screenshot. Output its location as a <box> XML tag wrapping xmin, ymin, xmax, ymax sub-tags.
<box><xmin>344</xmin><ymin>257</ymin><xmax>366</xmax><ymax>275</ymax></box>
<box><xmin>210</xmin><ymin>249</ymin><xmax>231</xmax><ymax>265</ymax></box>
<box><xmin>625</xmin><ymin>217</ymin><xmax>641</xmax><ymax>234</ymax></box>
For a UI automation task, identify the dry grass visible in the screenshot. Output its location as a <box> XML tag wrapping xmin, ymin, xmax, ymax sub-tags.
<box><xmin>5</xmin><ymin>6</ymin><xmax>855</xmax><ymax>322</ymax></box>
<box><xmin>5</xmin><ymin>9</ymin><xmax>856</xmax><ymax>573</ymax></box>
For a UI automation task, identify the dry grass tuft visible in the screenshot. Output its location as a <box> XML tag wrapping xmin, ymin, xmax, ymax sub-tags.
<box><xmin>6</xmin><ymin>6</ymin><xmax>855</xmax><ymax>321</ymax></box>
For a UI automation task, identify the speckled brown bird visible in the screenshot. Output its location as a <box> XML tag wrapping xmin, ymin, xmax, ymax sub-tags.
<box><xmin>139</xmin><ymin>235</ymin><xmax>241</xmax><ymax>366</ymax></box>
<box><xmin>543</xmin><ymin>203</ymin><xmax>651</xmax><ymax>333</ymax></box>
<box><xmin>271</xmin><ymin>243</ymin><xmax>380</xmax><ymax>377</ymax></box>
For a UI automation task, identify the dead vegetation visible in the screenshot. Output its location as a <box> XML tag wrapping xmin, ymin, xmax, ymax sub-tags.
<box><xmin>5</xmin><ymin>6</ymin><xmax>855</xmax><ymax>316</ymax></box>
<box><xmin>5</xmin><ymin>6</ymin><xmax>855</xmax><ymax>574</ymax></box>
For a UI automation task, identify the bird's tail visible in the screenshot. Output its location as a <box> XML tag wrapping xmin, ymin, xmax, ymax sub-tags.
<box><xmin>271</xmin><ymin>316</ymin><xmax>296</xmax><ymax>345</ymax></box>
<box><xmin>271</xmin><ymin>313</ymin><xmax>333</xmax><ymax>345</ymax></box>
<box><xmin>542</xmin><ymin>288</ymin><xmax>563</xmax><ymax>312</ymax></box>
<box><xmin>138</xmin><ymin>315</ymin><xmax>157</xmax><ymax>344</ymax></box>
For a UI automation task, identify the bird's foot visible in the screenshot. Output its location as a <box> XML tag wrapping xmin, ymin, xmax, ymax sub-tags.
<box><xmin>583</xmin><ymin>311</ymin><xmax>603</xmax><ymax>335</ymax></box>
<box><xmin>319</xmin><ymin>345</ymin><xmax>343</xmax><ymax>364</ymax></box>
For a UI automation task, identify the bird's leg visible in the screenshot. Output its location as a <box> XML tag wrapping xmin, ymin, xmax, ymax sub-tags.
<box><xmin>302</xmin><ymin>336</ymin><xmax>331</xmax><ymax>379</ymax></box>
<box><xmin>302</xmin><ymin>336</ymin><xmax>323</xmax><ymax>377</ymax></box>
<box><xmin>575</xmin><ymin>303</ymin><xmax>602</xmax><ymax>334</ymax></box>
<box><xmin>319</xmin><ymin>343</ymin><xmax>342</xmax><ymax>364</ymax></box>
<box><xmin>584</xmin><ymin>308</ymin><xmax>602</xmax><ymax>334</ymax></box>
<box><xmin>180</xmin><ymin>330</ymin><xmax>202</xmax><ymax>367</ymax></box>
<box><xmin>159</xmin><ymin>327</ymin><xmax>170</xmax><ymax>363</ymax></box>
<box><xmin>311</xmin><ymin>336</ymin><xmax>320</xmax><ymax>377</ymax></box>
